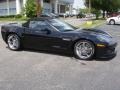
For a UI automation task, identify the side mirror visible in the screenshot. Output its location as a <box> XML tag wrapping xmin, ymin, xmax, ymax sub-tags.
<box><xmin>22</xmin><ymin>22</ymin><xmax>27</xmax><ymax>27</ymax></box>
<box><xmin>22</xmin><ymin>21</ymin><xmax>30</xmax><ymax>28</ymax></box>
<box><xmin>41</xmin><ymin>28</ymin><xmax>51</xmax><ymax>34</ymax></box>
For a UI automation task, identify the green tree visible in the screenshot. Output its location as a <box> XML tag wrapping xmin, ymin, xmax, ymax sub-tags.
<box><xmin>25</xmin><ymin>0</ymin><xmax>36</xmax><ymax>18</ymax></box>
<box><xmin>91</xmin><ymin>8</ymin><xmax>101</xmax><ymax>19</ymax></box>
<box><xmin>84</xmin><ymin>0</ymin><xmax>120</xmax><ymax>18</ymax></box>
<box><xmin>80</xmin><ymin>8</ymin><xmax>89</xmax><ymax>14</ymax></box>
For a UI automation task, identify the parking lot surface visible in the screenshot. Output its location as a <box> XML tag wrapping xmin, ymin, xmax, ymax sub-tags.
<box><xmin>0</xmin><ymin>24</ymin><xmax>120</xmax><ymax>90</ymax></box>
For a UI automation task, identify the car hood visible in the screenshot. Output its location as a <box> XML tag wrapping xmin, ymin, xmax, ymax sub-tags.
<box><xmin>73</xmin><ymin>28</ymin><xmax>114</xmax><ymax>44</ymax></box>
<box><xmin>72</xmin><ymin>28</ymin><xmax>110</xmax><ymax>36</ymax></box>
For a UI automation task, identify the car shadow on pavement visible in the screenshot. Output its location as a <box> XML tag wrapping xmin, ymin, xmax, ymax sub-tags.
<box><xmin>107</xmin><ymin>24</ymin><xmax>120</xmax><ymax>26</ymax></box>
<box><xmin>24</xmin><ymin>48</ymin><xmax>74</xmax><ymax>58</ymax></box>
<box><xmin>21</xmin><ymin>48</ymin><xmax>116</xmax><ymax>61</ymax></box>
<box><xmin>114</xmin><ymin>24</ymin><xmax>120</xmax><ymax>26</ymax></box>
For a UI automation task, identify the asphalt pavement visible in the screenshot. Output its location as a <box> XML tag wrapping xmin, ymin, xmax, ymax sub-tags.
<box><xmin>0</xmin><ymin>23</ymin><xmax>120</xmax><ymax>90</ymax></box>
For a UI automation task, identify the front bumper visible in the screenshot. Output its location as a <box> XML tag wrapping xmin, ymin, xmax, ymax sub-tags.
<box><xmin>95</xmin><ymin>42</ymin><xmax>117</xmax><ymax>58</ymax></box>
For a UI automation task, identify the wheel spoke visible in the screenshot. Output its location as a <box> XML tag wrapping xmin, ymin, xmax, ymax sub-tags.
<box><xmin>8</xmin><ymin>35</ymin><xmax>19</xmax><ymax>50</ymax></box>
<box><xmin>82</xmin><ymin>42</ymin><xmax>86</xmax><ymax>47</ymax></box>
<box><xmin>75</xmin><ymin>41</ymin><xmax>94</xmax><ymax>59</ymax></box>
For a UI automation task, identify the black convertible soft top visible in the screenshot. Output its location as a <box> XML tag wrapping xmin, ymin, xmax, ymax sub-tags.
<box><xmin>29</xmin><ymin>17</ymin><xmax>54</xmax><ymax>21</ymax></box>
<box><xmin>22</xmin><ymin>17</ymin><xmax>55</xmax><ymax>27</ymax></box>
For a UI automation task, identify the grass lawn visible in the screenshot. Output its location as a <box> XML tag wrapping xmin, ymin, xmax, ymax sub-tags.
<box><xmin>79</xmin><ymin>19</ymin><xmax>105</xmax><ymax>28</ymax></box>
<box><xmin>0</xmin><ymin>17</ymin><xmax>28</xmax><ymax>22</ymax></box>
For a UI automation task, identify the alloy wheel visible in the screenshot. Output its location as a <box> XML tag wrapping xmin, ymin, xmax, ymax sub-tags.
<box><xmin>7</xmin><ymin>34</ymin><xmax>20</xmax><ymax>50</ymax></box>
<box><xmin>74</xmin><ymin>40</ymin><xmax>95</xmax><ymax>60</ymax></box>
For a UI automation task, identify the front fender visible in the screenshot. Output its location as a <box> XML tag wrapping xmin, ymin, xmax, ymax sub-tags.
<box><xmin>72</xmin><ymin>33</ymin><xmax>105</xmax><ymax>46</ymax></box>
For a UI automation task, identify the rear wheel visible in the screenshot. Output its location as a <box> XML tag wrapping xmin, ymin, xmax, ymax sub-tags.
<box><xmin>74</xmin><ymin>40</ymin><xmax>95</xmax><ymax>60</ymax></box>
<box><xmin>7</xmin><ymin>34</ymin><xmax>20</xmax><ymax>51</ymax></box>
<box><xmin>109</xmin><ymin>20</ymin><xmax>115</xmax><ymax>25</ymax></box>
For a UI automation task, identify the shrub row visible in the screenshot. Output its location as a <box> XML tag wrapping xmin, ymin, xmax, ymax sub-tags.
<box><xmin>0</xmin><ymin>14</ymin><xmax>22</xmax><ymax>18</ymax></box>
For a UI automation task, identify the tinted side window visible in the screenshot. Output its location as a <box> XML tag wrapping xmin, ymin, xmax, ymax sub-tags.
<box><xmin>29</xmin><ymin>21</ymin><xmax>48</xmax><ymax>30</ymax></box>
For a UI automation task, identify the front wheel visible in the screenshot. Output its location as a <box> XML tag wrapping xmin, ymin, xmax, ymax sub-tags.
<box><xmin>7</xmin><ymin>34</ymin><xmax>21</xmax><ymax>51</ymax></box>
<box><xmin>74</xmin><ymin>40</ymin><xmax>95</xmax><ymax>60</ymax></box>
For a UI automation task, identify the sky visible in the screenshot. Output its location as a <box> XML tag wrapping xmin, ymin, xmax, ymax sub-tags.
<box><xmin>73</xmin><ymin>0</ymin><xmax>85</xmax><ymax>9</ymax></box>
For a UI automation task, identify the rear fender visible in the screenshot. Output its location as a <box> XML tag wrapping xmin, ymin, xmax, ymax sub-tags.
<box><xmin>2</xmin><ymin>26</ymin><xmax>24</xmax><ymax>43</ymax></box>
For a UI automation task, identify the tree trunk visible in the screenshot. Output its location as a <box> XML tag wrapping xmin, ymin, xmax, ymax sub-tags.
<box><xmin>106</xmin><ymin>11</ymin><xmax>108</xmax><ymax>18</ymax></box>
<box><xmin>102</xmin><ymin>10</ymin><xmax>105</xmax><ymax>18</ymax></box>
<box><xmin>36</xmin><ymin>0</ymin><xmax>41</xmax><ymax>17</ymax></box>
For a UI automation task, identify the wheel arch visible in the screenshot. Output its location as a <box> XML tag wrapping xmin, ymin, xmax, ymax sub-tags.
<box><xmin>109</xmin><ymin>19</ymin><xmax>115</xmax><ymax>24</ymax></box>
<box><xmin>72</xmin><ymin>38</ymin><xmax>96</xmax><ymax>60</ymax></box>
<box><xmin>72</xmin><ymin>38</ymin><xmax>96</xmax><ymax>51</ymax></box>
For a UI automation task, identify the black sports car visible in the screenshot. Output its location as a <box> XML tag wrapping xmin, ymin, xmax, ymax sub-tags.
<box><xmin>1</xmin><ymin>17</ymin><xmax>117</xmax><ymax>60</ymax></box>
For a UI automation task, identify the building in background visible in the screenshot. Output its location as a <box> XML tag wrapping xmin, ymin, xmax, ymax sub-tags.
<box><xmin>0</xmin><ymin>0</ymin><xmax>74</xmax><ymax>16</ymax></box>
<box><xmin>72</xmin><ymin>8</ymin><xmax>79</xmax><ymax>15</ymax></box>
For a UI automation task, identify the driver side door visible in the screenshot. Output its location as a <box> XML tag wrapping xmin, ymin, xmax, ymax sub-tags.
<box><xmin>23</xmin><ymin>20</ymin><xmax>54</xmax><ymax>50</ymax></box>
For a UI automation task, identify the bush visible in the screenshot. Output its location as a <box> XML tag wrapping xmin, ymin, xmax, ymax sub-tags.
<box><xmin>15</xmin><ymin>14</ymin><xmax>22</xmax><ymax>18</ymax></box>
<box><xmin>0</xmin><ymin>15</ymin><xmax>15</xmax><ymax>18</ymax></box>
<box><xmin>77</xmin><ymin>13</ymin><xmax>86</xmax><ymax>18</ymax></box>
<box><xmin>0</xmin><ymin>14</ymin><xmax>23</xmax><ymax>18</ymax></box>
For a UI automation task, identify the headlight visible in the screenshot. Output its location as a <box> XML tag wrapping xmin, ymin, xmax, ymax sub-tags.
<box><xmin>97</xmin><ymin>35</ymin><xmax>112</xmax><ymax>42</ymax></box>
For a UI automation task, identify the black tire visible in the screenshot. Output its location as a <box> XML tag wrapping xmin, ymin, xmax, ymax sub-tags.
<box><xmin>109</xmin><ymin>20</ymin><xmax>115</xmax><ymax>25</ymax></box>
<box><xmin>7</xmin><ymin>34</ymin><xmax>21</xmax><ymax>51</ymax></box>
<box><xmin>74</xmin><ymin>40</ymin><xmax>95</xmax><ymax>60</ymax></box>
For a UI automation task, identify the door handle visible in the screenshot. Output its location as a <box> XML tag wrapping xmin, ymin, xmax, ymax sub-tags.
<box><xmin>35</xmin><ymin>30</ymin><xmax>41</xmax><ymax>33</ymax></box>
<box><xmin>59</xmin><ymin>36</ymin><xmax>71</xmax><ymax>41</ymax></box>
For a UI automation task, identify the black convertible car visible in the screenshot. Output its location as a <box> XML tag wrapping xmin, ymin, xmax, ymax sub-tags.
<box><xmin>1</xmin><ymin>17</ymin><xmax>117</xmax><ymax>60</ymax></box>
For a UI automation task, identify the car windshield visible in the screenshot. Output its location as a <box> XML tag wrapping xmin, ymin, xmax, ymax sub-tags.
<box><xmin>48</xmin><ymin>19</ymin><xmax>76</xmax><ymax>32</ymax></box>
